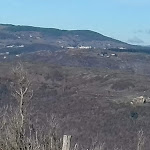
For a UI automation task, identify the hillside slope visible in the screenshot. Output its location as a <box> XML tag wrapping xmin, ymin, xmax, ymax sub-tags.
<box><xmin>0</xmin><ymin>62</ymin><xmax>150</xmax><ymax>149</ymax></box>
<box><xmin>1</xmin><ymin>24</ymin><xmax>150</xmax><ymax>149</ymax></box>
<box><xmin>0</xmin><ymin>24</ymin><xmax>132</xmax><ymax>54</ymax></box>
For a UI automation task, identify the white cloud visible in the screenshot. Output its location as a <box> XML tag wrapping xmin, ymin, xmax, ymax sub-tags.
<box><xmin>127</xmin><ymin>36</ymin><xmax>144</xmax><ymax>44</ymax></box>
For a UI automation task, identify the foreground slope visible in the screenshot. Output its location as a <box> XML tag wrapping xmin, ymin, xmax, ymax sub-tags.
<box><xmin>0</xmin><ymin>61</ymin><xmax>150</xmax><ymax>149</ymax></box>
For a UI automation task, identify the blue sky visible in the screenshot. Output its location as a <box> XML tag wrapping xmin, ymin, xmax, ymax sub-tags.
<box><xmin>0</xmin><ymin>0</ymin><xmax>150</xmax><ymax>45</ymax></box>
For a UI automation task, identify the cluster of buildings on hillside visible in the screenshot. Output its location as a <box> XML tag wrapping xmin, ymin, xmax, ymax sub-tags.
<box><xmin>66</xmin><ymin>46</ymin><xmax>92</xmax><ymax>49</ymax></box>
<box><xmin>66</xmin><ymin>45</ymin><xmax>126</xmax><ymax>50</ymax></box>
<box><xmin>6</xmin><ymin>44</ymin><xmax>24</xmax><ymax>48</ymax></box>
<box><xmin>98</xmin><ymin>52</ymin><xmax>117</xmax><ymax>58</ymax></box>
<box><xmin>0</xmin><ymin>51</ymin><xmax>10</xmax><ymax>59</ymax></box>
<box><xmin>0</xmin><ymin>51</ymin><xmax>20</xmax><ymax>59</ymax></box>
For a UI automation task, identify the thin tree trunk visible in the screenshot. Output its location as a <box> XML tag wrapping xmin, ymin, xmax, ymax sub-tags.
<box><xmin>62</xmin><ymin>135</ymin><xmax>71</xmax><ymax>150</ymax></box>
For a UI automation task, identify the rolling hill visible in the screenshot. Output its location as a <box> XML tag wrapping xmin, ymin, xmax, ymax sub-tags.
<box><xmin>0</xmin><ymin>24</ymin><xmax>133</xmax><ymax>54</ymax></box>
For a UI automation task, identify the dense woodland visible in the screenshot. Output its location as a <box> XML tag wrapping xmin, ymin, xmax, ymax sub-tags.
<box><xmin>0</xmin><ymin>61</ymin><xmax>149</xmax><ymax>150</ymax></box>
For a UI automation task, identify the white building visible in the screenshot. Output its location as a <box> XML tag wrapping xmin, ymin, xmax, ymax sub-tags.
<box><xmin>78</xmin><ymin>46</ymin><xmax>92</xmax><ymax>49</ymax></box>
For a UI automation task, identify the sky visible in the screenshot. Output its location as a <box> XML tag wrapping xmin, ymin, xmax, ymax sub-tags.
<box><xmin>0</xmin><ymin>0</ymin><xmax>150</xmax><ymax>45</ymax></box>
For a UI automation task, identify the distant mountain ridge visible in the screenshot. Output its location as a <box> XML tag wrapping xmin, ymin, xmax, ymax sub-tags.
<box><xmin>0</xmin><ymin>24</ymin><xmax>131</xmax><ymax>49</ymax></box>
<box><xmin>0</xmin><ymin>23</ymin><xmax>149</xmax><ymax>56</ymax></box>
<box><xmin>2</xmin><ymin>24</ymin><xmax>123</xmax><ymax>42</ymax></box>
<box><xmin>0</xmin><ymin>24</ymin><xmax>122</xmax><ymax>41</ymax></box>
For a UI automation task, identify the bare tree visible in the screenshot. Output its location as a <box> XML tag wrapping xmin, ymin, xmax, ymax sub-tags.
<box><xmin>9</xmin><ymin>63</ymin><xmax>33</xmax><ymax>149</ymax></box>
<box><xmin>11</xmin><ymin>63</ymin><xmax>33</xmax><ymax>128</ymax></box>
<box><xmin>0</xmin><ymin>63</ymin><xmax>64</xmax><ymax>150</ymax></box>
<box><xmin>137</xmin><ymin>129</ymin><xmax>145</xmax><ymax>150</ymax></box>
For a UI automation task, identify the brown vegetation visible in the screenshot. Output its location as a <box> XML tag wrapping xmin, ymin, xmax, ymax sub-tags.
<box><xmin>0</xmin><ymin>62</ymin><xmax>150</xmax><ymax>149</ymax></box>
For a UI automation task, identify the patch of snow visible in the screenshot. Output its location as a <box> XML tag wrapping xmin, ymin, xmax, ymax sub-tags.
<box><xmin>78</xmin><ymin>46</ymin><xmax>92</xmax><ymax>49</ymax></box>
<box><xmin>16</xmin><ymin>55</ymin><xmax>20</xmax><ymax>57</ymax></box>
<box><xmin>111</xmin><ymin>53</ymin><xmax>116</xmax><ymax>56</ymax></box>
<box><xmin>67</xmin><ymin>46</ymin><xmax>75</xmax><ymax>49</ymax></box>
<box><xmin>3</xmin><ymin>56</ymin><xmax>6</xmax><ymax>59</ymax></box>
<box><xmin>18</xmin><ymin>36</ymin><xmax>21</xmax><ymax>39</ymax></box>
<box><xmin>104</xmin><ymin>74</ymin><xmax>108</xmax><ymax>78</ymax></box>
<box><xmin>6</xmin><ymin>52</ymin><xmax>9</xmax><ymax>55</ymax></box>
<box><xmin>119</xmin><ymin>47</ymin><xmax>126</xmax><ymax>50</ymax></box>
<box><xmin>17</xmin><ymin>45</ymin><xmax>24</xmax><ymax>48</ymax></box>
<box><xmin>36</xmin><ymin>37</ymin><xmax>41</xmax><ymax>39</ymax></box>
<box><xmin>6</xmin><ymin>45</ymin><xmax>15</xmax><ymax>48</ymax></box>
<box><xmin>29</xmin><ymin>35</ymin><xmax>33</xmax><ymax>38</ymax></box>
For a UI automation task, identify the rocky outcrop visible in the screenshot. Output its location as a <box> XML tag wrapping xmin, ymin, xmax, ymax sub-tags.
<box><xmin>130</xmin><ymin>96</ymin><xmax>146</xmax><ymax>105</ymax></box>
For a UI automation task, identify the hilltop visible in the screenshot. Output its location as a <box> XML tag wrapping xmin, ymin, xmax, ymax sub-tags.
<box><xmin>0</xmin><ymin>24</ymin><xmax>134</xmax><ymax>54</ymax></box>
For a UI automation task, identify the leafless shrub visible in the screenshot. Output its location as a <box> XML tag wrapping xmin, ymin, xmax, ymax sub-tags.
<box><xmin>0</xmin><ymin>63</ymin><xmax>61</xmax><ymax>150</ymax></box>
